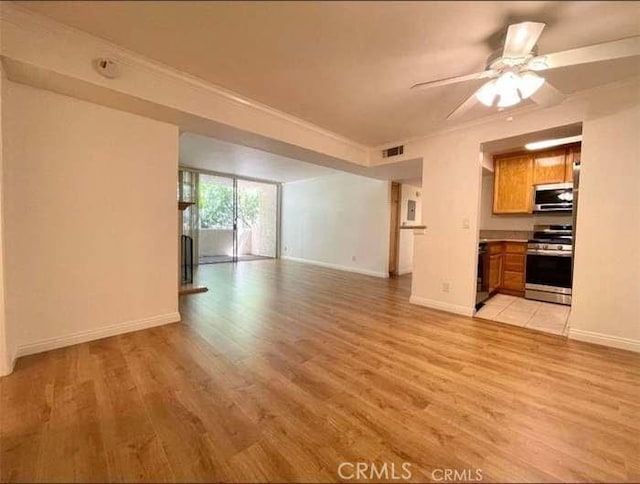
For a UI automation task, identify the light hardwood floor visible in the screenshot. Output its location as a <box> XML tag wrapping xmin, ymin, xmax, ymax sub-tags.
<box><xmin>1</xmin><ymin>260</ymin><xmax>639</xmax><ymax>482</ymax></box>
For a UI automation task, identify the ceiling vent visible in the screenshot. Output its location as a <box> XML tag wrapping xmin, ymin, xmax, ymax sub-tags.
<box><xmin>382</xmin><ymin>145</ymin><xmax>404</xmax><ymax>158</ymax></box>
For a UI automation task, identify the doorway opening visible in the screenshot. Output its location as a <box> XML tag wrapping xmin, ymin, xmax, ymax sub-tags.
<box><xmin>388</xmin><ymin>182</ymin><xmax>401</xmax><ymax>277</ymax></box>
<box><xmin>179</xmin><ymin>168</ymin><xmax>279</xmax><ymax>265</ymax></box>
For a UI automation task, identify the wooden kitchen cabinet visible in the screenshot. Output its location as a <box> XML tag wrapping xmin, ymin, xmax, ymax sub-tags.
<box><xmin>565</xmin><ymin>145</ymin><xmax>580</xmax><ymax>182</ymax></box>
<box><xmin>492</xmin><ymin>143</ymin><xmax>581</xmax><ymax>215</ymax></box>
<box><xmin>500</xmin><ymin>242</ymin><xmax>527</xmax><ymax>296</ymax></box>
<box><xmin>503</xmin><ymin>253</ymin><xmax>525</xmax><ymax>272</ymax></box>
<box><xmin>485</xmin><ymin>241</ymin><xmax>526</xmax><ymax>296</ymax></box>
<box><xmin>533</xmin><ymin>149</ymin><xmax>567</xmax><ymax>185</ymax></box>
<box><xmin>488</xmin><ymin>253</ymin><xmax>503</xmax><ymax>292</ymax></box>
<box><xmin>502</xmin><ymin>271</ymin><xmax>525</xmax><ymax>293</ymax></box>
<box><xmin>493</xmin><ymin>154</ymin><xmax>534</xmax><ymax>214</ymax></box>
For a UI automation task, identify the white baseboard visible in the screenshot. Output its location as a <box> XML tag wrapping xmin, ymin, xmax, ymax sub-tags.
<box><xmin>0</xmin><ymin>353</ymin><xmax>15</xmax><ymax>377</ymax></box>
<box><xmin>14</xmin><ymin>312</ymin><xmax>181</xmax><ymax>359</ymax></box>
<box><xmin>569</xmin><ymin>328</ymin><xmax>640</xmax><ymax>353</ymax></box>
<box><xmin>409</xmin><ymin>295</ymin><xmax>475</xmax><ymax>317</ymax></box>
<box><xmin>397</xmin><ymin>268</ymin><xmax>413</xmax><ymax>276</ymax></box>
<box><xmin>282</xmin><ymin>256</ymin><xmax>388</xmax><ymax>278</ymax></box>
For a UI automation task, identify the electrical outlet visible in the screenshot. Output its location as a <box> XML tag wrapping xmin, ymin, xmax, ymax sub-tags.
<box><xmin>462</xmin><ymin>217</ymin><xmax>470</xmax><ymax>229</ymax></box>
<box><xmin>442</xmin><ymin>282</ymin><xmax>450</xmax><ymax>293</ymax></box>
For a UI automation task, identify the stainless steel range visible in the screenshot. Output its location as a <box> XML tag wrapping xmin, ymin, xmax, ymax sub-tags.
<box><xmin>525</xmin><ymin>225</ymin><xmax>572</xmax><ymax>305</ymax></box>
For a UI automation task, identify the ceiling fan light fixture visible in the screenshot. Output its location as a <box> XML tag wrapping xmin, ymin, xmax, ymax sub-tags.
<box><xmin>475</xmin><ymin>79</ymin><xmax>498</xmax><ymax>106</ymax></box>
<box><xmin>495</xmin><ymin>72</ymin><xmax>521</xmax><ymax>107</ymax></box>
<box><xmin>518</xmin><ymin>71</ymin><xmax>545</xmax><ymax>99</ymax></box>
<box><xmin>527</xmin><ymin>56</ymin><xmax>548</xmax><ymax>71</ymax></box>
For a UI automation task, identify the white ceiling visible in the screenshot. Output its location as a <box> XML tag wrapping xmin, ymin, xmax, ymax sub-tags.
<box><xmin>180</xmin><ymin>133</ymin><xmax>338</xmax><ymax>182</ymax></box>
<box><xmin>18</xmin><ymin>1</ymin><xmax>640</xmax><ymax>145</ymax></box>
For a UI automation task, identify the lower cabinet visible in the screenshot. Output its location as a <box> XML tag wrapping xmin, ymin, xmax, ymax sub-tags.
<box><xmin>487</xmin><ymin>241</ymin><xmax>526</xmax><ymax>297</ymax></box>
<box><xmin>502</xmin><ymin>271</ymin><xmax>525</xmax><ymax>293</ymax></box>
<box><xmin>488</xmin><ymin>253</ymin><xmax>503</xmax><ymax>292</ymax></box>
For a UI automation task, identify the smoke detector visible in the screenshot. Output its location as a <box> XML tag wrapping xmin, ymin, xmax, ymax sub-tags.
<box><xmin>93</xmin><ymin>58</ymin><xmax>119</xmax><ymax>79</ymax></box>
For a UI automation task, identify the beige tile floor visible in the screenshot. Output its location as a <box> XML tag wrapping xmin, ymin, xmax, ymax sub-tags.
<box><xmin>474</xmin><ymin>294</ymin><xmax>570</xmax><ymax>335</ymax></box>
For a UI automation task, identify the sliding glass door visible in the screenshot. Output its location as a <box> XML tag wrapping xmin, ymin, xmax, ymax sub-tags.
<box><xmin>237</xmin><ymin>179</ymin><xmax>278</xmax><ymax>260</ymax></box>
<box><xmin>178</xmin><ymin>168</ymin><xmax>279</xmax><ymax>265</ymax></box>
<box><xmin>198</xmin><ymin>174</ymin><xmax>237</xmax><ymax>264</ymax></box>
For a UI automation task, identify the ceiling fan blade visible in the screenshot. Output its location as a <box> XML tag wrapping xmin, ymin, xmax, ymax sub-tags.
<box><xmin>411</xmin><ymin>70</ymin><xmax>495</xmax><ymax>90</ymax></box>
<box><xmin>503</xmin><ymin>22</ymin><xmax>546</xmax><ymax>58</ymax></box>
<box><xmin>447</xmin><ymin>93</ymin><xmax>480</xmax><ymax>121</ymax></box>
<box><xmin>530</xmin><ymin>81</ymin><xmax>566</xmax><ymax>107</ymax></box>
<box><xmin>529</xmin><ymin>36</ymin><xmax>640</xmax><ymax>71</ymax></box>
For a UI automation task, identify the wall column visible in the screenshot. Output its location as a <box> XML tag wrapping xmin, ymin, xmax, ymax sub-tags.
<box><xmin>0</xmin><ymin>61</ymin><xmax>13</xmax><ymax>376</ymax></box>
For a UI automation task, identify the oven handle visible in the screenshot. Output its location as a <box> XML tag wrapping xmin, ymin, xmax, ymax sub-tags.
<box><xmin>527</xmin><ymin>250</ymin><xmax>572</xmax><ymax>257</ymax></box>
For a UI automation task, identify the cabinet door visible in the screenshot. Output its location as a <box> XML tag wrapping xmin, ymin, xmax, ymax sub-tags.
<box><xmin>533</xmin><ymin>149</ymin><xmax>567</xmax><ymax>184</ymax></box>
<box><xmin>565</xmin><ymin>146</ymin><xmax>580</xmax><ymax>182</ymax></box>
<box><xmin>503</xmin><ymin>253</ymin><xmax>525</xmax><ymax>272</ymax></box>
<box><xmin>489</xmin><ymin>254</ymin><xmax>502</xmax><ymax>291</ymax></box>
<box><xmin>493</xmin><ymin>155</ymin><xmax>534</xmax><ymax>214</ymax></box>
<box><xmin>502</xmin><ymin>271</ymin><xmax>525</xmax><ymax>291</ymax></box>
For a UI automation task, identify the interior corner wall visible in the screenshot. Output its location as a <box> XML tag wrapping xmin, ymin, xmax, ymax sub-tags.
<box><xmin>3</xmin><ymin>81</ymin><xmax>180</xmax><ymax>359</ymax></box>
<box><xmin>398</xmin><ymin>184</ymin><xmax>422</xmax><ymax>275</ymax></box>
<box><xmin>0</xmin><ymin>64</ymin><xmax>11</xmax><ymax>376</ymax></box>
<box><xmin>410</xmin><ymin>135</ymin><xmax>482</xmax><ymax>316</ymax></box>
<box><xmin>568</xmin><ymin>104</ymin><xmax>640</xmax><ymax>350</ymax></box>
<box><xmin>281</xmin><ymin>173</ymin><xmax>390</xmax><ymax>278</ymax></box>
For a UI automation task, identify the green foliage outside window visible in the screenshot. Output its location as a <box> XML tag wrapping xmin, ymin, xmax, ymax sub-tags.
<box><xmin>199</xmin><ymin>182</ymin><xmax>259</xmax><ymax>229</ymax></box>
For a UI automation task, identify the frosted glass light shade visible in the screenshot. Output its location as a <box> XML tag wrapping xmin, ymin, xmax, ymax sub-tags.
<box><xmin>518</xmin><ymin>71</ymin><xmax>545</xmax><ymax>99</ymax></box>
<box><xmin>475</xmin><ymin>79</ymin><xmax>498</xmax><ymax>106</ymax></box>
<box><xmin>495</xmin><ymin>72</ymin><xmax>521</xmax><ymax>107</ymax></box>
<box><xmin>474</xmin><ymin>71</ymin><xmax>547</xmax><ymax>109</ymax></box>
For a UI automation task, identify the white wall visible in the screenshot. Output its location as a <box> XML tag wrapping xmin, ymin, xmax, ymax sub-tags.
<box><xmin>3</xmin><ymin>82</ymin><xmax>180</xmax><ymax>363</ymax></box>
<box><xmin>569</xmin><ymin>105</ymin><xmax>640</xmax><ymax>350</ymax></box>
<box><xmin>282</xmin><ymin>173</ymin><xmax>390</xmax><ymax>277</ymax></box>
<box><xmin>0</xmin><ymin>65</ymin><xmax>10</xmax><ymax>375</ymax></box>
<box><xmin>398</xmin><ymin>184</ymin><xmax>422</xmax><ymax>275</ymax></box>
<box><xmin>480</xmin><ymin>174</ymin><xmax>572</xmax><ymax>231</ymax></box>
<box><xmin>410</xmin><ymin>133</ymin><xmax>483</xmax><ymax>316</ymax></box>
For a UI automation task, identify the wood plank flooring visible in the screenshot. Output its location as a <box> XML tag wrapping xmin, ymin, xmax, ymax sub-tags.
<box><xmin>1</xmin><ymin>260</ymin><xmax>639</xmax><ymax>482</ymax></box>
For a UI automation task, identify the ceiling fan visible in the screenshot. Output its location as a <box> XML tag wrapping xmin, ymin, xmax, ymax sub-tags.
<box><xmin>411</xmin><ymin>22</ymin><xmax>640</xmax><ymax>120</ymax></box>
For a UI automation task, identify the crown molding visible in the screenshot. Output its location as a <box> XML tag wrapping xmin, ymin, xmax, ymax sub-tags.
<box><xmin>0</xmin><ymin>3</ymin><xmax>371</xmax><ymax>166</ymax></box>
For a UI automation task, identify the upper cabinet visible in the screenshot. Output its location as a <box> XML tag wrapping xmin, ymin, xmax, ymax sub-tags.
<box><xmin>565</xmin><ymin>145</ymin><xmax>580</xmax><ymax>182</ymax></box>
<box><xmin>493</xmin><ymin>154</ymin><xmax>534</xmax><ymax>214</ymax></box>
<box><xmin>533</xmin><ymin>149</ymin><xmax>567</xmax><ymax>184</ymax></box>
<box><xmin>492</xmin><ymin>143</ymin><xmax>580</xmax><ymax>215</ymax></box>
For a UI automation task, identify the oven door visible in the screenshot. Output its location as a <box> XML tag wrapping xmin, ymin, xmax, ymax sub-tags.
<box><xmin>526</xmin><ymin>251</ymin><xmax>572</xmax><ymax>294</ymax></box>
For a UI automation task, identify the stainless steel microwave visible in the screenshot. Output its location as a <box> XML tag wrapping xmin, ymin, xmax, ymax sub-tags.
<box><xmin>533</xmin><ymin>183</ymin><xmax>573</xmax><ymax>213</ymax></box>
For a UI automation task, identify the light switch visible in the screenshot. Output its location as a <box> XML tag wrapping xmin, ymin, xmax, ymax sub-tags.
<box><xmin>462</xmin><ymin>217</ymin><xmax>470</xmax><ymax>229</ymax></box>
